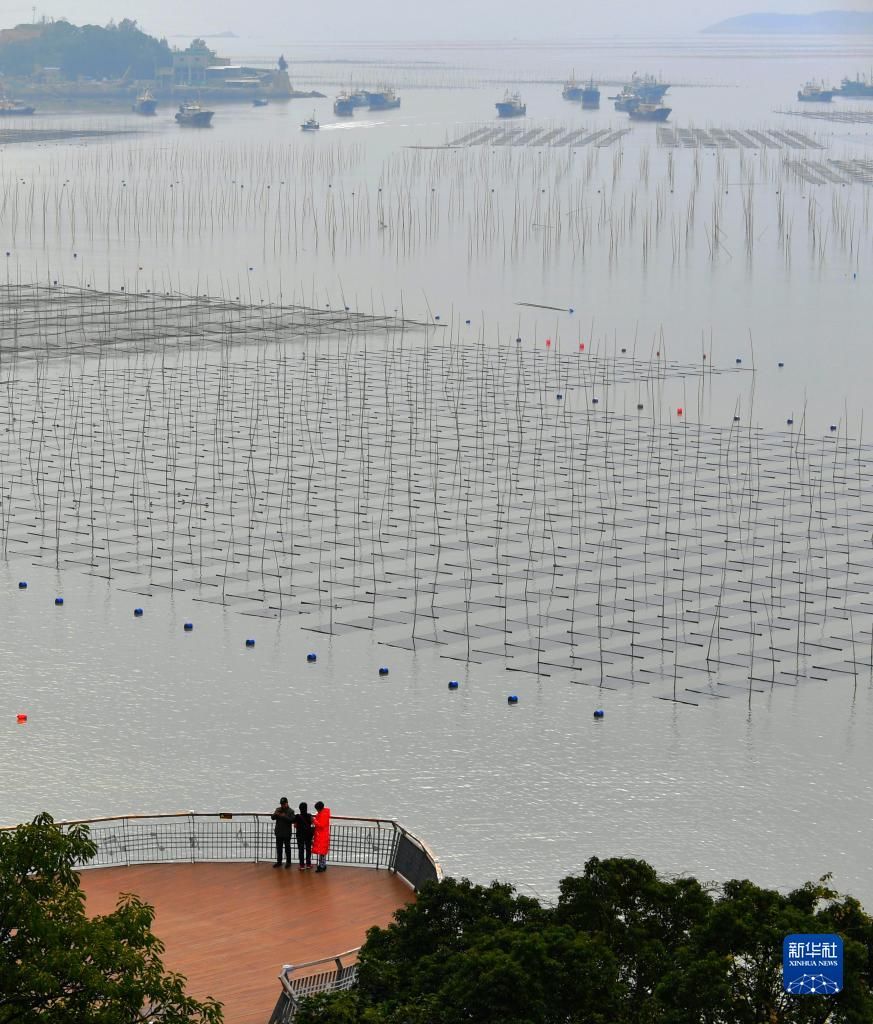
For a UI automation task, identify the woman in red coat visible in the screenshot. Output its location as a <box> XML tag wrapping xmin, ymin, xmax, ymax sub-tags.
<box><xmin>312</xmin><ymin>801</ymin><xmax>331</xmax><ymax>873</ymax></box>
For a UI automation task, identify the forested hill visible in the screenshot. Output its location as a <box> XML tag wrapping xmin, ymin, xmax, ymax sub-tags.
<box><xmin>705</xmin><ymin>11</ymin><xmax>873</xmax><ymax>33</ymax></box>
<box><xmin>0</xmin><ymin>19</ymin><xmax>171</xmax><ymax>79</ymax></box>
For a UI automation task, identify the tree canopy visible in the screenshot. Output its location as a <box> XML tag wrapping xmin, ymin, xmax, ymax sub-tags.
<box><xmin>0</xmin><ymin>19</ymin><xmax>172</xmax><ymax>80</ymax></box>
<box><xmin>296</xmin><ymin>858</ymin><xmax>873</xmax><ymax>1024</ymax></box>
<box><xmin>0</xmin><ymin>813</ymin><xmax>222</xmax><ymax>1024</ymax></box>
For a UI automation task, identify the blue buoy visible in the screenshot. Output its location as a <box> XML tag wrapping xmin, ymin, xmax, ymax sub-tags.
<box><xmin>507</xmin><ymin>695</ymin><xmax>519</xmax><ymax>705</ymax></box>
<box><xmin>134</xmin><ymin>607</ymin><xmax>144</xmax><ymax>617</ymax></box>
<box><xmin>307</xmin><ymin>653</ymin><xmax>317</xmax><ymax>663</ymax></box>
<box><xmin>637</xmin><ymin>403</ymin><xmax>644</xmax><ymax>411</ymax></box>
<box><xmin>183</xmin><ymin>622</ymin><xmax>193</xmax><ymax>632</ymax></box>
<box><xmin>434</xmin><ymin>315</ymin><xmax>440</xmax><ymax>321</ymax></box>
<box><xmin>18</xmin><ymin>581</ymin><xmax>27</xmax><ymax>589</ymax></box>
<box><xmin>378</xmin><ymin>667</ymin><xmax>389</xmax><ymax>676</ymax></box>
<box><xmin>516</xmin><ymin>337</ymin><xmax>522</xmax><ymax>344</ymax></box>
<box><xmin>733</xmin><ymin>415</ymin><xmax>740</xmax><ymax>422</ymax></box>
<box><xmin>54</xmin><ymin>597</ymin><xmax>64</xmax><ymax>606</ymax></box>
<box><xmin>448</xmin><ymin>680</ymin><xmax>459</xmax><ymax>690</ymax></box>
<box><xmin>736</xmin><ymin>357</ymin><xmax>742</xmax><ymax>364</ymax></box>
<box><xmin>593</xmin><ymin>709</ymin><xmax>605</xmax><ymax>719</ymax></box>
<box><xmin>556</xmin><ymin>393</ymin><xmax>563</xmax><ymax>400</ymax></box>
<box><xmin>245</xmin><ymin>638</ymin><xmax>255</xmax><ymax>648</ymax></box>
<box><xmin>569</xmin><ymin>307</ymin><xmax>575</xmax><ymax>313</ymax></box>
<box><xmin>465</xmin><ymin>319</ymin><xmax>471</xmax><ymax>325</ymax></box>
<box><xmin>592</xmin><ymin>397</ymin><xmax>599</xmax><ymax>405</ymax></box>
<box><xmin>830</xmin><ymin>424</ymin><xmax>838</xmax><ymax>432</ymax></box>
<box><xmin>778</xmin><ymin>361</ymin><xmax>784</xmax><ymax>368</ymax></box>
<box><xmin>787</xmin><ymin>418</ymin><xmax>794</xmax><ymax>426</ymax></box>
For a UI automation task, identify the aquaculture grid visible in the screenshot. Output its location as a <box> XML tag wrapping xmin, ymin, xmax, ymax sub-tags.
<box><xmin>2</xmin><ymin>286</ymin><xmax>873</xmax><ymax>706</ymax></box>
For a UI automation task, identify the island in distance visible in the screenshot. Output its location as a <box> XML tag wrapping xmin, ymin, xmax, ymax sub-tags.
<box><xmin>705</xmin><ymin>10</ymin><xmax>873</xmax><ymax>33</ymax></box>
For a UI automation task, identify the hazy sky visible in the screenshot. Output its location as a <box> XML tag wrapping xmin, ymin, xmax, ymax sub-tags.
<box><xmin>2</xmin><ymin>1</ymin><xmax>867</xmax><ymax>40</ymax></box>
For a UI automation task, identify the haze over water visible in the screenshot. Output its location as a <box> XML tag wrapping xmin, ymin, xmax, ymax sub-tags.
<box><xmin>2</xmin><ymin>34</ymin><xmax>873</xmax><ymax>904</ymax></box>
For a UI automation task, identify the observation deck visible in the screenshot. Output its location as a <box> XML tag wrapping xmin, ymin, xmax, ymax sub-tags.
<box><xmin>65</xmin><ymin>812</ymin><xmax>441</xmax><ymax>1023</ymax></box>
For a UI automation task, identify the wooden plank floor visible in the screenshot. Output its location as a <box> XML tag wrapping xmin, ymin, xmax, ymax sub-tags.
<box><xmin>79</xmin><ymin>863</ymin><xmax>414</xmax><ymax>1024</ymax></box>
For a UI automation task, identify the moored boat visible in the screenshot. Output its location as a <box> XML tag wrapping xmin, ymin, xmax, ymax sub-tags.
<box><xmin>496</xmin><ymin>90</ymin><xmax>526</xmax><ymax>118</ymax></box>
<box><xmin>562</xmin><ymin>74</ymin><xmax>584</xmax><ymax>101</ymax></box>
<box><xmin>175</xmin><ymin>103</ymin><xmax>214</xmax><ymax>126</ymax></box>
<box><xmin>334</xmin><ymin>93</ymin><xmax>355</xmax><ymax>116</ymax></box>
<box><xmin>253</xmin><ymin>98</ymin><xmax>269</xmax><ymax>107</ymax></box>
<box><xmin>837</xmin><ymin>73</ymin><xmax>873</xmax><ymax>97</ymax></box>
<box><xmin>367</xmin><ymin>88</ymin><xmax>401</xmax><ymax>110</ymax></box>
<box><xmin>797</xmin><ymin>81</ymin><xmax>834</xmax><ymax>102</ymax></box>
<box><xmin>630</xmin><ymin>73</ymin><xmax>670</xmax><ymax>102</ymax></box>
<box><xmin>581</xmin><ymin>79</ymin><xmax>600</xmax><ymax>109</ymax></box>
<box><xmin>301</xmin><ymin>114</ymin><xmax>320</xmax><ymax>131</ymax></box>
<box><xmin>132</xmin><ymin>89</ymin><xmax>157</xmax><ymax>115</ymax></box>
<box><xmin>0</xmin><ymin>96</ymin><xmax>36</xmax><ymax>116</ymax></box>
<box><xmin>627</xmin><ymin>102</ymin><xmax>672</xmax><ymax>122</ymax></box>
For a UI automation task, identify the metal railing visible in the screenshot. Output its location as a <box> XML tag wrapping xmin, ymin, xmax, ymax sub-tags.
<box><xmin>3</xmin><ymin>810</ymin><xmax>442</xmax><ymax>1022</ymax></box>
<box><xmin>268</xmin><ymin>949</ymin><xmax>360</xmax><ymax>1024</ymax></box>
<box><xmin>9</xmin><ymin>811</ymin><xmax>441</xmax><ymax>884</ymax></box>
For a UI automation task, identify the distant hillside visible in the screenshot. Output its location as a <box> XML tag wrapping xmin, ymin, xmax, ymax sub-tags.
<box><xmin>705</xmin><ymin>10</ymin><xmax>873</xmax><ymax>33</ymax></box>
<box><xmin>0</xmin><ymin>18</ymin><xmax>171</xmax><ymax>78</ymax></box>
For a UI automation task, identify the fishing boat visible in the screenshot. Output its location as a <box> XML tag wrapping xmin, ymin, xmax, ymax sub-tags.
<box><xmin>301</xmin><ymin>114</ymin><xmax>320</xmax><ymax>131</ymax></box>
<box><xmin>562</xmin><ymin>73</ymin><xmax>584</xmax><ymax>101</ymax></box>
<box><xmin>132</xmin><ymin>89</ymin><xmax>157</xmax><ymax>115</ymax></box>
<box><xmin>253</xmin><ymin>98</ymin><xmax>269</xmax><ymax>107</ymax></box>
<box><xmin>627</xmin><ymin>102</ymin><xmax>671</xmax><ymax>122</ymax></box>
<box><xmin>496</xmin><ymin>91</ymin><xmax>526</xmax><ymax>118</ymax></box>
<box><xmin>613</xmin><ymin>87</ymin><xmax>641</xmax><ymax>113</ymax></box>
<box><xmin>334</xmin><ymin>93</ymin><xmax>355</xmax><ymax>116</ymax></box>
<box><xmin>0</xmin><ymin>96</ymin><xmax>36</xmax><ymax>116</ymax></box>
<box><xmin>581</xmin><ymin>79</ymin><xmax>600</xmax><ymax>109</ymax></box>
<box><xmin>837</xmin><ymin>73</ymin><xmax>873</xmax><ymax>97</ymax></box>
<box><xmin>367</xmin><ymin>88</ymin><xmax>401</xmax><ymax>110</ymax></box>
<box><xmin>175</xmin><ymin>103</ymin><xmax>214</xmax><ymax>126</ymax></box>
<box><xmin>630</xmin><ymin>73</ymin><xmax>670</xmax><ymax>102</ymax></box>
<box><xmin>797</xmin><ymin>81</ymin><xmax>834</xmax><ymax>102</ymax></box>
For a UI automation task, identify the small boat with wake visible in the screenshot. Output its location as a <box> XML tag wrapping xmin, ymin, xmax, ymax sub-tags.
<box><xmin>301</xmin><ymin>114</ymin><xmax>320</xmax><ymax>131</ymax></box>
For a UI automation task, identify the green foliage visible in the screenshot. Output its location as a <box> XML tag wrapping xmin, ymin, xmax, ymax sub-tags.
<box><xmin>0</xmin><ymin>19</ymin><xmax>172</xmax><ymax>79</ymax></box>
<box><xmin>0</xmin><ymin>813</ymin><xmax>222</xmax><ymax>1024</ymax></box>
<box><xmin>296</xmin><ymin>860</ymin><xmax>873</xmax><ymax>1024</ymax></box>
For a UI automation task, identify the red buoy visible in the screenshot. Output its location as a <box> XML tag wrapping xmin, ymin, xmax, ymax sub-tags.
<box><xmin>16</xmin><ymin>713</ymin><xmax>27</xmax><ymax>723</ymax></box>
<box><xmin>579</xmin><ymin>342</ymin><xmax>585</xmax><ymax>352</ymax></box>
<box><xmin>545</xmin><ymin>338</ymin><xmax>551</xmax><ymax>347</ymax></box>
<box><xmin>677</xmin><ymin>407</ymin><xmax>683</xmax><ymax>416</ymax></box>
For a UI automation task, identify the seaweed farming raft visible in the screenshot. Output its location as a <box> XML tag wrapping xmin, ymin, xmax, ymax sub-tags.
<box><xmin>1</xmin><ymin>285</ymin><xmax>873</xmax><ymax>707</ymax></box>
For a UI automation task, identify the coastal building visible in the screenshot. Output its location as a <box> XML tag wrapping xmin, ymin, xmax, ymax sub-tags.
<box><xmin>172</xmin><ymin>38</ymin><xmax>230</xmax><ymax>85</ymax></box>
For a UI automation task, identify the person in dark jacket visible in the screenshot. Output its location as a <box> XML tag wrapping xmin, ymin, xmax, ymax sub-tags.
<box><xmin>294</xmin><ymin>801</ymin><xmax>314</xmax><ymax>871</ymax></box>
<box><xmin>271</xmin><ymin>797</ymin><xmax>294</xmax><ymax>868</ymax></box>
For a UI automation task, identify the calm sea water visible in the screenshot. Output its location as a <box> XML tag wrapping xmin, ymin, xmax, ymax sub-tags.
<box><xmin>1</xmin><ymin>36</ymin><xmax>873</xmax><ymax>904</ymax></box>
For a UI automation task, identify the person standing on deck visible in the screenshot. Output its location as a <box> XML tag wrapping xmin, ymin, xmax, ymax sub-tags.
<box><xmin>312</xmin><ymin>801</ymin><xmax>331</xmax><ymax>872</ymax></box>
<box><xmin>271</xmin><ymin>797</ymin><xmax>295</xmax><ymax>869</ymax></box>
<box><xmin>295</xmin><ymin>801</ymin><xmax>314</xmax><ymax>871</ymax></box>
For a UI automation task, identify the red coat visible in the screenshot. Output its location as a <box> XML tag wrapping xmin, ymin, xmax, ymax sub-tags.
<box><xmin>312</xmin><ymin>807</ymin><xmax>331</xmax><ymax>855</ymax></box>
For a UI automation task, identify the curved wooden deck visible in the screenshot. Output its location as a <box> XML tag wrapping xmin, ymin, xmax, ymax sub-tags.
<box><xmin>79</xmin><ymin>862</ymin><xmax>414</xmax><ymax>1024</ymax></box>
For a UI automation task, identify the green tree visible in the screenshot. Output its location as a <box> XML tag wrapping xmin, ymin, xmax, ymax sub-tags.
<box><xmin>0</xmin><ymin>20</ymin><xmax>172</xmax><ymax>79</ymax></box>
<box><xmin>295</xmin><ymin>860</ymin><xmax>873</xmax><ymax>1024</ymax></box>
<box><xmin>0</xmin><ymin>813</ymin><xmax>222</xmax><ymax>1024</ymax></box>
